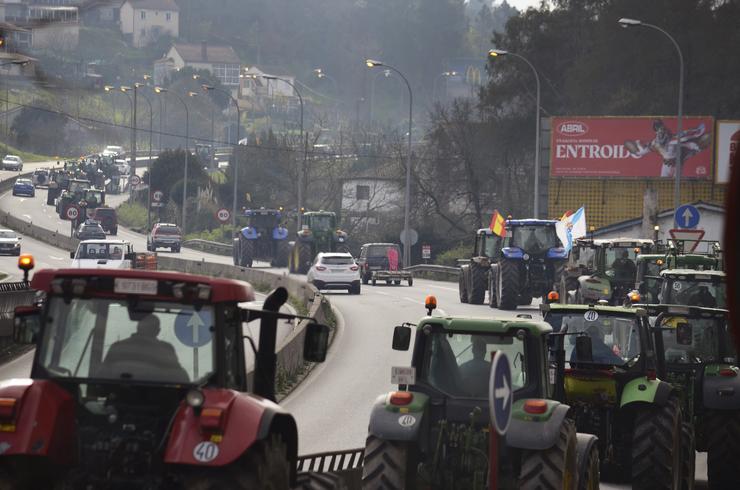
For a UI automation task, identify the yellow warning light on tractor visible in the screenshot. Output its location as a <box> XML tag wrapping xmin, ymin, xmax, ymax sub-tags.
<box><xmin>425</xmin><ymin>295</ymin><xmax>437</xmax><ymax>315</ymax></box>
<box><xmin>18</xmin><ymin>254</ymin><xmax>34</xmax><ymax>271</ymax></box>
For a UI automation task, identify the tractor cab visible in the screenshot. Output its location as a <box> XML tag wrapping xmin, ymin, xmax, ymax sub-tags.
<box><xmin>659</xmin><ymin>269</ymin><xmax>726</xmax><ymax>309</ymax></box>
<box><xmin>232</xmin><ymin>208</ymin><xmax>290</xmax><ymax>268</ymax></box>
<box><xmin>473</xmin><ymin>228</ymin><xmax>503</xmax><ymax>260</ymax></box>
<box><xmin>289</xmin><ymin>211</ymin><xmax>349</xmax><ymax>274</ymax></box>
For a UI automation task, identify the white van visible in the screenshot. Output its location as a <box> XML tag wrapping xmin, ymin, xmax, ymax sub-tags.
<box><xmin>70</xmin><ymin>240</ymin><xmax>135</xmax><ymax>269</ymax></box>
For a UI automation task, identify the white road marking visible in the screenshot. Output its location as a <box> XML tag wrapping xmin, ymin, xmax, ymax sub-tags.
<box><xmin>421</xmin><ymin>283</ymin><xmax>459</xmax><ymax>292</ymax></box>
<box><xmin>22</xmin><ymin>214</ymin><xmax>31</xmax><ymax>220</ymax></box>
<box><xmin>49</xmin><ymin>256</ymin><xmax>64</xmax><ymax>261</ymax></box>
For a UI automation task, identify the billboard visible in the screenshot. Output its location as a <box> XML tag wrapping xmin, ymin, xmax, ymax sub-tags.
<box><xmin>715</xmin><ymin>120</ymin><xmax>740</xmax><ymax>184</ymax></box>
<box><xmin>550</xmin><ymin>116</ymin><xmax>714</xmax><ymax>179</ymax></box>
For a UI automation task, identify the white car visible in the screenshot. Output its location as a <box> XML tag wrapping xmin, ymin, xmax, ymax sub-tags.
<box><xmin>306</xmin><ymin>252</ymin><xmax>361</xmax><ymax>294</ymax></box>
<box><xmin>2</xmin><ymin>155</ymin><xmax>23</xmax><ymax>171</ymax></box>
<box><xmin>102</xmin><ymin>145</ymin><xmax>124</xmax><ymax>157</ymax></box>
<box><xmin>0</xmin><ymin>229</ymin><xmax>21</xmax><ymax>256</ymax></box>
<box><xmin>70</xmin><ymin>240</ymin><xmax>134</xmax><ymax>269</ymax></box>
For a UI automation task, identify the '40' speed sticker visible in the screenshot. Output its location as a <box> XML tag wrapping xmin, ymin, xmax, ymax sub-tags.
<box><xmin>584</xmin><ymin>310</ymin><xmax>599</xmax><ymax>322</ymax></box>
<box><xmin>193</xmin><ymin>441</ymin><xmax>219</xmax><ymax>463</ymax></box>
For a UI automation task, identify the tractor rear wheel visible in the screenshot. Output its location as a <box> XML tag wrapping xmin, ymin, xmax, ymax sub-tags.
<box><xmin>273</xmin><ymin>240</ymin><xmax>290</xmax><ymax>268</ymax></box>
<box><xmin>468</xmin><ymin>263</ymin><xmax>487</xmax><ymax>304</ymax></box>
<box><xmin>296</xmin><ymin>241</ymin><xmax>313</xmax><ymax>274</ymax></box>
<box><xmin>488</xmin><ymin>270</ymin><xmax>498</xmax><ymax>308</ymax></box>
<box><xmin>185</xmin><ymin>435</ymin><xmax>289</xmax><ymax>490</ymax></box>
<box><xmin>232</xmin><ymin>239</ymin><xmax>240</xmax><ymax>265</ymax></box>
<box><xmin>706</xmin><ymin>410</ymin><xmax>740</xmax><ymax>489</ymax></box>
<box><xmin>578</xmin><ymin>439</ymin><xmax>600</xmax><ymax>490</ymax></box>
<box><xmin>632</xmin><ymin>395</ymin><xmax>683</xmax><ymax>490</ymax></box>
<box><xmin>240</xmin><ymin>239</ymin><xmax>255</xmax><ymax>268</ymax></box>
<box><xmin>458</xmin><ymin>269</ymin><xmax>468</xmax><ymax>303</ymax></box>
<box><xmin>295</xmin><ymin>471</ymin><xmax>348</xmax><ymax>490</ymax></box>
<box><xmin>680</xmin><ymin>421</ymin><xmax>695</xmax><ymax>490</ymax></box>
<box><xmin>518</xmin><ymin>418</ymin><xmax>577</xmax><ymax>489</ymax></box>
<box><xmin>497</xmin><ymin>259</ymin><xmax>520</xmax><ymax>310</ymax></box>
<box><xmin>361</xmin><ymin>435</ymin><xmax>414</xmax><ymax>490</ymax></box>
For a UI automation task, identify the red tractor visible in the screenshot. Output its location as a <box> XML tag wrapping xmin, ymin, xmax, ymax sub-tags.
<box><xmin>1</xmin><ymin>263</ymin><xmax>329</xmax><ymax>489</ymax></box>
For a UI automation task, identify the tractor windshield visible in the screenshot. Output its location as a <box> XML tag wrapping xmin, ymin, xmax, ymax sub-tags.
<box><xmin>663</xmin><ymin>278</ymin><xmax>726</xmax><ymax>308</ymax></box>
<box><xmin>510</xmin><ymin>226</ymin><xmax>560</xmax><ymax>254</ymax></box>
<box><xmin>558</xmin><ymin>312</ymin><xmax>642</xmax><ymax>367</ymax></box>
<box><xmin>657</xmin><ymin>315</ymin><xmax>733</xmax><ymax>364</ymax></box>
<box><xmin>307</xmin><ymin>215</ymin><xmax>335</xmax><ymax>231</ymax></box>
<box><xmin>39</xmin><ymin>297</ymin><xmax>215</xmax><ymax>385</ymax></box>
<box><xmin>605</xmin><ymin>247</ymin><xmax>638</xmax><ymax>283</ymax></box>
<box><xmin>247</xmin><ymin>214</ymin><xmax>279</xmax><ymax>229</ymax></box>
<box><xmin>420</xmin><ymin>331</ymin><xmax>527</xmax><ymax>398</ymax></box>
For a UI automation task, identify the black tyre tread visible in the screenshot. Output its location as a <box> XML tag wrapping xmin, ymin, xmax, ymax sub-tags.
<box><xmin>296</xmin><ymin>471</ymin><xmax>348</xmax><ymax>490</ymax></box>
<box><xmin>498</xmin><ymin>259</ymin><xmax>520</xmax><ymax>310</ymax></box>
<box><xmin>297</xmin><ymin>241</ymin><xmax>312</xmax><ymax>274</ymax></box>
<box><xmin>488</xmin><ymin>269</ymin><xmax>498</xmax><ymax>308</ymax></box>
<box><xmin>232</xmin><ymin>238</ymin><xmax>240</xmax><ymax>265</ymax></box>
<box><xmin>361</xmin><ymin>435</ymin><xmax>408</xmax><ymax>490</ymax></box>
<box><xmin>274</xmin><ymin>239</ymin><xmax>290</xmax><ymax>267</ymax></box>
<box><xmin>468</xmin><ymin>263</ymin><xmax>487</xmax><ymax>304</ymax></box>
<box><xmin>518</xmin><ymin>418</ymin><xmax>577</xmax><ymax>490</ymax></box>
<box><xmin>706</xmin><ymin>410</ymin><xmax>740</xmax><ymax>490</ymax></box>
<box><xmin>458</xmin><ymin>269</ymin><xmax>468</xmax><ymax>303</ymax></box>
<box><xmin>240</xmin><ymin>239</ymin><xmax>255</xmax><ymax>268</ymax></box>
<box><xmin>407</xmin><ymin>277</ymin><xmax>413</xmax><ymax>287</ymax></box>
<box><xmin>680</xmin><ymin>422</ymin><xmax>695</xmax><ymax>490</ymax></box>
<box><xmin>578</xmin><ymin>444</ymin><xmax>600</xmax><ymax>490</ymax></box>
<box><xmin>631</xmin><ymin>395</ymin><xmax>683</xmax><ymax>490</ymax></box>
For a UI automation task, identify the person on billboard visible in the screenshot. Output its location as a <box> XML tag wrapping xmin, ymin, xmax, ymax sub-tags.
<box><xmin>624</xmin><ymin>119</ymin><xmax>712</xmax><ymax>177</ymax></box>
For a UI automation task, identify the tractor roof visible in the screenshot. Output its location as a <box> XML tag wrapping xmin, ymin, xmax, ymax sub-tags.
<box><xmin>542</xmin><ymin>303</ymin><xmax>646</xmax><ymax>317</ymax></box>
<box><xmin>660</xmin><ymin>269</ymin><xmax>726</xmax><ymax>279</ymax></box>
<box><xmin>304</xmin><ymin>210</ymin><xmax>336</xmax><ymax>216</ymax></box>
<box><xmin>506</xmin><ymin>219</ymin><xmax>558</xmax><ymax>227</ymax></box>
<box><xmin>362</xmin><ymin>242</ymin><xmax>399</xmax><ymax>247</ymax></box>
<box><xmin>579</xmin><ymin>237</ymin><xmax>654</xmax><ymax>247</ymax></box>
<box><xmin>244</xmin><ymin>208</ymin><xmax>281</xmax><ymax>216</ymax></box>
<box><xmin>31</xmin><ymin>268</ymin><xmax>255</xmax><ymax>303</ymax></box>
<box><xmin>418</xmin><ymin>316</ymin><xmax>552</xmax><ymax>336</ymax></box>
<box><xmin>644</xmin><ymin>304</ymin><xmax>728</xmax><ymax>318</ymax></box>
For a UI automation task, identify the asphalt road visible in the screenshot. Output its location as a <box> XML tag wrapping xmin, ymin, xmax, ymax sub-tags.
<box><xmin>0</xmin><ymin>180</ymin><xmax>710</xmax><ymax>488</ymax></box>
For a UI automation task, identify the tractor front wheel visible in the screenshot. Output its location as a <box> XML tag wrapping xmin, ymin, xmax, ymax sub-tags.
<box><xmin>632</xmin><ymin>395</ymin><xmax>683</xmax><ymax>490</ymax></box>
<box><xmin>361</xmin><ymin>435</ymin><xmax>415</xmax><ymax>490</ymax></box>
<box><xmin>518</xmin><ymin>418</ymin><xmax>577</xmax><ymax>489</ymax></box>
<box><xmin>488</xmin><ymin>270</ymin><xmax>498</xmax><ymax>308</ymax></box>
<box><xmin>296</xmin><ymin>241</ymin><xmax>313</xmax><ymax>274</ymax></box>
<box><xmin>240</xmin><ymin>239</ymin><xmax>255</xmax><ymax>268</ymax></box>
<box><xmin>680</xmin><ymin>422</ymin><xmax>696</xmax><ymax>490</ymax></box>
<box><xmin>458</xmin><ymin>269</ymin><xmax>468</xmax><ymax>303</ymax></box>
<box><xmin>578</xmin><ymin>439</ymin><xmax>600</xmax><ymax>490</ymax></box>
<box><xmin>497</xmin><ymin>259</ymin><xmax>520</xmax><ymax>310</ymax></box>
<box><xmin>273</xmin><ymin>240</ymin><xmax>290</xmax><ymax>268</ymax></box>
<box><xmin>706</xmin><ymin>410</ymin><xmax>740</xmax><ymax>489</ymax></box>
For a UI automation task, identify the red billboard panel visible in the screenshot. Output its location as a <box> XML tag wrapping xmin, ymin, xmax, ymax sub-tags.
<box><xmin>550</xmin><ymin>116</ymin><xmax>714</xmax><ymax>178</ymax></box>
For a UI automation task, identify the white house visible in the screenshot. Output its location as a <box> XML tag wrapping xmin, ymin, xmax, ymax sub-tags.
<box><xmin>340</xmin><ymin>166</ymin><xmax>404</xmax><ymax>231</ymax></box>
<box><xmin>0</xmin><ymin>2</ymin><xmax>79</xmax><ymax>51</ymax></box>
<box><xmin>239</xmin><ymin>65</ymin><xmax>299</xmax><ymax>115</ymax></box>
<box><xmin>154</xmin><ymin>42</ymin><xmax>240</xmax><ymax>89</ymax></box>
<box><xmin>120</xmin><ymin>0</ymin><xmax>178</xmax><ymax>48</ymax></box>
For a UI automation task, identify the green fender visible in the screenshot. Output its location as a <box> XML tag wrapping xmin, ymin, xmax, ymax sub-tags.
<box><xmin>506</xmin><ymin>399</ymin><xmax>571</xmax><ymax>451</ymax></box>
<box><xmin>367</xmin><ymin>392</ymin><xmax>430</xmax><ymax>441</ymax></box>
<box><xmin>620</xmin><ymin>377</ymin><xmax>673</xmax><ymax>408</ymax></box>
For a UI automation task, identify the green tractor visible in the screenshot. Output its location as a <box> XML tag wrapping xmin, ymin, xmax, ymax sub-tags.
<box><xmin>458</xmin><ymin>229</ymin><xmax>503</xmax><ymax>305</ymax></box>
<box><xmin>56</xmin><ymin>178</ymin><xmax>92</xmax><ymax>219</ymax></box>
<box><xmin>659</xmin><ymin>269</ymin><xmax>726</xmax><ymax>309</ymax></box>
<box><xmin>562</xmin><ymin>238</ymin><xmax>655</xmax><ymax>305</ymax></box>
<box><xmin>541</xmin><ymin>303</ymin><xmax>688</xmax><ymax>489</ymax></box>
<box><xmin>649</xmin><ymin>304</ymin><xmax>739</xmax><ymax>489</ymax></box>
<box><xmin>288</xmin><ymin>211</ymin><xmax>349</xmax><ymax>274</ymax></box>
<box><xmin>361</xmin><ymin>299</ymin><xmax>600</xmax><ymax>489</ymax></box>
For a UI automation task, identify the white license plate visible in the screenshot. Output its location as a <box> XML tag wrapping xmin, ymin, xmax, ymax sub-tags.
<box><xmin>391</xmin><ymin>366</ymin><xmax>416</xmax><ymax>385</ymax></box>
<box><xmin>114</xmin><ymin>278</ymin><xmax>158</xmax><ymax>295</ymax></box>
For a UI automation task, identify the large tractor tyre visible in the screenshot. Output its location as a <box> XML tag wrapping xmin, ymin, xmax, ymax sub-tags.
<box><xmin>488</xmin><ymin>269</ymin><xmax>498</xmax><ymax>308</ymax></box>
<box><xmin>185</xmin><ymin>435</ymin><xmax>289</xmax><ymax>490</ymax></box>
<box><xmin>518</xmin><ymin>290</ymin><xmax>533</xmax><ymax>306</ymax></box>
<box><xmin>497</xmin><ymin>259</ymin><xmax>520</xmax><ymax>310</ymax></box>
<box><xmin>296</xmin><ymin>241</ymin><xmax>313</xmax><ymax>274</ymax></box>
<box><xmin>578</xmin><ymin>441</ymin><xmax>600</xmax><ymax>490</ymax></box>
<box><xmin>458</xmin><ymin>270</ymin><xmax>469</xmax><ymax>304</ymax></box>
<box><xmin>680</xmin><ymin>422</ymin><xmax>696</xmax><ymax>490</ymax></box>
<box><xmin>468</xmin><ymin>263</ymin><xmax>487</xmax><ymax>304</ymax></box>
<box><xmin>705</xmin><ymin>410</ymin><xmax>740</xmax><ymax>490</ymax></box>
<box><xmin>361</xmin><ymin>435</ymin><xmax>415</xmax><ymax>490</ymax></box>
<box><xmin>518</xmin><ymin>418</ymin><xmax>577</xmax><ymax>490</ymax></box>
<box><xmin>632</xmin><ymin>395</ymin><xmax>683</xmax><ymax>490</ymax></box>
<box><xmin>273</xmin><ymin>240</ymin><xmax>290</xmax><ymax>268</ymax></box>
<box><xmin>295</xmin><ymin>471</ymin><xmax>348</xmax><ymax>490</ymax></box>
<box><xmin>240</xmin><ymin>239</ymin><xmax>255</xmax><ymax>268</ymax></box>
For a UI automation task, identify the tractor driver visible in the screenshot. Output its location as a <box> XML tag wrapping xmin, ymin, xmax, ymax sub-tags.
<box><xmin>110</xmin><ymin>246</ymin><xmax>123</xmax><ymax>260</ymax></box>
<box><xmin>100</xmin><ymin>315</ymin><xmax>189</xmax><ymax>383</ymax></box>
<box><xmin>459</xmin><ymin>337</ymin><xmax>491</xmax><ymax>396</ymax></box>
<box><xmin>611</xmin><ymin>249</ymin><xmax>636</xmax><ymax>282</ymax></box>
<box><xmin>690</xmin><ymin>285</ymin><xmax>717</xmax><ymax>308</ymax></box>
<box><xmin>571</xmin><ymin>323</ymin><xmax>624</xmax><ymax>366</ymax></box>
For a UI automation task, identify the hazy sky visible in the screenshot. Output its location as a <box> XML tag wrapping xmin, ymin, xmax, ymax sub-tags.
<box><xmin>497</xmin><ymin>0</ymin><xmax>543</xmax><ymax>11</ymax></box>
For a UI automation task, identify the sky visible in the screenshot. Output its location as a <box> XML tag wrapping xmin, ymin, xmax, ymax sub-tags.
<box><xmin>495</xmin><ymin>0</ymin><xmax>544</xmax><ymax>11</ymax></box>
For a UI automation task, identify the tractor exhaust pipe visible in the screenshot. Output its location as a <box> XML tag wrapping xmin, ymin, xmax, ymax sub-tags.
<box><xmin>253</xmin><ymin>286</ymin><xmax>288</xmax><ymax>401</ymax></box>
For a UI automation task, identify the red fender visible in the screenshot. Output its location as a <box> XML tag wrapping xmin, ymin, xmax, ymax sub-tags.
<box><xmin>0</xmin><ymin>379</ymin><xmax>76</xmax><ymax>465</ymax></box>
<box><xmin>164</xmin><ymin>388</ymin><xmax>296</xmax><ymax>467</ymax></box>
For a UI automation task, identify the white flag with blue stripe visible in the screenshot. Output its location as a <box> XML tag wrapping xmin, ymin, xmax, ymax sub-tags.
<box><xmin>556</xmin><ymin>207</ymin><xmax>587</xmax><ymax>253</ymax></box>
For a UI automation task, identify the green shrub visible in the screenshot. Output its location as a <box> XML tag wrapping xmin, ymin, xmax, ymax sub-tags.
<box><xmin>117</xmin><ymin>202</ymin><xmax>148</xmax><ymax>230</ymax></box>
<box><xmin>434</xmin><ymin>242</ymin><xmax>471</xmax><ymax>266</ymax></box>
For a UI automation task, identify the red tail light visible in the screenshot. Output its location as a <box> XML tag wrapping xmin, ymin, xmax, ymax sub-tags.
<box><xmin>0</xmin><ymin>398</ymin><xmax>17</xmax><ymax>419</ymax></box>
<box><xmin>647</xmin><ymin>369</ymin><xmax>657</xmax><ymax>380</ymax></box>
<box><xmin>315</xmin><ymin>266</ymin><xmax>327</xmax><ymax>271</ymax></box>
<box><xmin>389</xmin><ymin>391</ymin><xmax>413</xmax><ymax>406</ymax></box>
<box><xmin>720</xmin><ymin>368</ymin><xmax>738</xmax><ymax>377</ymax></box>
<box><xmin>199</xmin><ymin>407</ymin><xmax>224</xmax><ymax>431</ymax></box>
<box><xmin>523</xmin><ymin>399</ymin><xmax>548</xmax><ymax>414</ymax></box>
<box><xmin>350</xmin><ymin>265</ymin><xmax>359</xmax><ymax>271</ymax></box>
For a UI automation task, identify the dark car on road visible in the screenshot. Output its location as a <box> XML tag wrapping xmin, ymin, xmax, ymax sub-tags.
<box><xmin>357</xmin><ymin>243</ymin><xmax>403</xmax><ymax>284</ymax></box>
<box><xmin>76</xmin><ymin>220</ymin><xmax>106</xmax><ymax>241</ymax></box>
<box><xmin>12</xmin><ymin>178</ymin><xmax>35</xmax><ymax>197</ymax></box>
<box><xmin>91</xmin><ymin>207</ymin><xmax>118</xmax><ymax>235</ymax></box>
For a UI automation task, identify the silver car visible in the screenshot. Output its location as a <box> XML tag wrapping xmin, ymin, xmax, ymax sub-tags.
<box><xmin>2</xmin><ymin>155</ymin><xmax>23</xmax><ymax>171</ymax></box>
<box><xmin>0</xmin><ymin>229</ymin><xmax>21</xmax><ymax>256</ymax></box>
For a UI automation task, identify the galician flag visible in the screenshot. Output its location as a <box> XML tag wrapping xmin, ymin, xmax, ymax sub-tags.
<box><xmin>556</xmin><ymin>206</ymin><xmax>587</xmax><ymax>253</ymax></box>
<box><xmin>490</xmin><ymin>210</ymin><xmax>506</xmax><ymax>237</ymax></box>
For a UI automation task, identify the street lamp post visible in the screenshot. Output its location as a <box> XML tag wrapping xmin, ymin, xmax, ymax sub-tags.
<box><xmin>117</xmin><ymin>87</ymin><xmax>135</xmax><ymax>202</ymax></box>
<box><xmin>489</xmin><ymin>49</ymin><xmax>541</xmax><ymax>218</ymax></box>
<box><xmin>262</xmin><ymin>75</ymin><xmax>305</xmax><ymax>228</ymax></box>
<box><xmin>369</xmin><ymin>69</ymin><xmax>392</xmax><ymax>124</ymax></box>
<box><xmin>154</xmin><ymin>87</ymin><xmax>195</xmax><ymax>233</ymax></box>
<box><xmin>137</xmin><ymin>89</ymin><xmax>154</xmax><ymax>231</ymax></box>
<box><xmin>366</xmin><ymin>59</ymin><xmax>413</xmax><ymax>268</ymax></box>
<box><xmin>120</xmin><ymin>85</ymin><xmax>138</xmax><ymax>181</ymax></box>
<box><xmin>619</xmin><ymin>18</ymin><xmax>685</xmax><ymax>226</ymax></box>
<box><xmin>202</xmin><ymin>84</ymin><xmax>242</xmax><ymax>230</ymax></box>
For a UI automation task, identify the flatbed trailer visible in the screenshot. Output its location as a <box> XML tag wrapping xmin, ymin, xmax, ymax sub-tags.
<box><xmin>370</xmin><ymin>269</ymin><xmax>413</xmax><ymax>286</ymax></box>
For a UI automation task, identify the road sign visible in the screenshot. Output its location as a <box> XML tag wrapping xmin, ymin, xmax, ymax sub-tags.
<box><xmin>130</xmin><ymin>174</ymin><xmax>141</xmax><ymax>187</ymax></box>
<box><xmin>669</xmin><ymin>228</ymin><xmax>706</xmax><ymax>252</ymax></box>
<box><xmin>65</xmin><ymin>205</ymin><xmax>79</xmax><ymax>221</ymax></box>
<box><xmin>422</xmin><ymin>244</ymin><xmax>431</xmax><ymax>259</ymax></box>
<box><xmin>399</xmin><ymin>228</ymin><xmax>419</xmax><ymax>246</ymax></box>
<box><xmin>152</xmin><ymin>190</ymin><xmax>164</xmax><ymax>202</ymax></box>
<box><xmin>675</xmin><ymin>204</ymin><xmax>700</xmax><ymax>229</ymax></box>
<box><xmin>174</xmin><ymin>310</ymin><xmax>212</xmax><ymax>348</ymax></box>
<box><xmin>488</xmin><ymin>351</ymin><xmax>512</xmax><ymax>435</ymax></box>
<box><xmin>216</xmin><ymin>208</ymin><xmax>230</xmax><ymax>223</ymax></box>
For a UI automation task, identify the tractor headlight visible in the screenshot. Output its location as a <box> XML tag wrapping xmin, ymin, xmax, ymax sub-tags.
<box><xmin>186</xmin><ymin>389</ymin><xmax>204</xmax><ymax>408</ymax></box>
<box><xmin>523</xmin><ymin>254</ymin><xmax>530</xmax><ymax>261</ymax></box>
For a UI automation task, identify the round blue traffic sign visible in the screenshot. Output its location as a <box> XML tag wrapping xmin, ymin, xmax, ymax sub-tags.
<box><xmin>174</xmin><ymin>310</ymin><xmax>212</xmax><ymax>348</ymax></box>
<box><xmin>675</xmin><ymin>204</ymin><xmax>700</xmax><ymax>229</ymax></box>
<box><xmin>488</xmin><ymin>351</ymin><xmax>513</xmax><ymax>435</ymax></box>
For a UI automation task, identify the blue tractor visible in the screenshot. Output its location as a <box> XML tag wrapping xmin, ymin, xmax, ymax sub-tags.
<box><xmin>489</xmin><ymin>219</ymin><xmax>568</xmax><ymax>310</ymax></box>
<box><xmin>232</xmin><ymin>208</ymin><xmax>290</xmax><ymax>268</ymax></box>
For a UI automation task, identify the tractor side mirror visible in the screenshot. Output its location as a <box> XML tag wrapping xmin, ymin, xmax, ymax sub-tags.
<box><xmin>70</xmin><ymin>251</ymin><xmax>75</xmax><ymax>259</ymax></box>
<box><xmin>303</xmin><ymin>322</ymin><xmax>329</xmax><ymax>363</ymax></box>
<box><xmin>676</xmin><ymin>323</ymin><xmax>693</xmax><ymax>345</ymax></box>
<box><xmin>13</xmin><ymin>306</ymin><xmax>41</xmax><ymax>345</ymax></box>
<box><xmin>124</xmin><ymin>252</ymin><xmax>136</xmax><ymax>261</ymax></box>
<box><xmin>392</xmin><ymin>325</ymin><xmax>412</xmax><ymax>351</ymax></box>
<box><xmin>575</xmin><ymin>335</ymin><xmax>593</xmax><ymax>362</ymax></box>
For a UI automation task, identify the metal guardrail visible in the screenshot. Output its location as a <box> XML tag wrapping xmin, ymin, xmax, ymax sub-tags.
<box><xmin>297</xmin><ymin>448</ymin><xmax>364</xmax><ymax>473</ymax></box>
<box><xmin>182</xmin><ymin>239</ymin><xmax>232</xmax><ymax>256</ymax></box>
<box><xmin>405</xmin><ymin>264</ymin><xmax>459</xmax><ymax>274</ymax></box>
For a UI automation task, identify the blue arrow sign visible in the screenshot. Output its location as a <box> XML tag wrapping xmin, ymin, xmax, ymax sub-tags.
<box><xmin>488</xmin><ymin>351</ymin><xmax>513</xmax><ymax>435</ymax></box>
<box><xmin>174</xmin><ymin>310</ymin><xmax>212</xmax><ymax>348</ymax></box>
<box><xmin>675</xmin><ymin>204</ymin><xmax>700</xmax><ymax>229</ymax></box>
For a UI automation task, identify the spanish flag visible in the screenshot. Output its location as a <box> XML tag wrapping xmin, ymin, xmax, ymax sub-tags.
<box><xmin>490</xmin><ymin>210</ymin><xmax>506</xmax><ymax>237</ymax></box>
